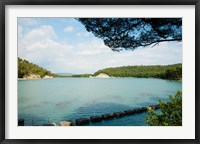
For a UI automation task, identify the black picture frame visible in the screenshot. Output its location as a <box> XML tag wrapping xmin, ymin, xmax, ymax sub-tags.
<box><xmin>0</xmin><ymin>0</ymin><xmax>199</xmax><ymax>143</ymax></box>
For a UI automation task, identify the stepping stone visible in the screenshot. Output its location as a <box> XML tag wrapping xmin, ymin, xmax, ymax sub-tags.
<box><xmin>90</xmin><ymin>116</ymin><xmax>102</xmax><ymax>122</ymax></box>
<box><xmin>60</xmin><ymin>121</ymin><xmax>73</xmax><ymax>126</ymax></box>
<box><xmin>149</xmin><ymin>104</ymin><xmax>160</xmax><ymax>109</ymax></box>
<box><xmin>18</xmin><ymin>119</ymin><xmax>24</xmax><ymax>126</ymax></box>
<box><xmin>124</xmin><ymin>110</ymin><xmax>136</xmax><ymax>115</ymax></box>
<box><xmin>102</xmin><ymin>114</ymin><xmax>115</xmax><ymax>120</ymax></box>
<box><xmin>76</xmin><ymin>118</ymin><xmax>90</xmax><ymax>126</ymax></box>
<box><xmin>113</xmin><ymin>112</ymin><xmax>125</xmax><ymax>118</ymax></box>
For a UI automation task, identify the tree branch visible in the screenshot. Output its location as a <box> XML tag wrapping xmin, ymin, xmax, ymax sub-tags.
<box><xmin>140</xmin><ymin>38</ymin><xmax>182</xmax><ymax>47</ymax></box>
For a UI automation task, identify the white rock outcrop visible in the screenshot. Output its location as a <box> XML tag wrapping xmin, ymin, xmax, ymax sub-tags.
<box><xmin>43</xmin><ymin>75</ymin><xmax>53</xmax><ymax>79</ymax></box>
<box><xmin>95</xmin><ymin>73</ymin><xmax>110</xmax><ymax>78</ymax></box>
<box><xmin>24</xmin><ymin>74</ymin><xmax>41</xmax><ymax>79</ymax></box>
<box><xmin>19</xmin><ymin>74</ymin><xmax>54</xmax><ymax>80</ymax></box>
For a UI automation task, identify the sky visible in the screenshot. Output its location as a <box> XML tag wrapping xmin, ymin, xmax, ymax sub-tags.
<box><xmin>18</xmin><ymin>18</ymin><xmax>182</xmax><ymax>74</ymax></box>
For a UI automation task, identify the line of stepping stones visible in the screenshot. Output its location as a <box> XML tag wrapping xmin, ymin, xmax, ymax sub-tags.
<box><xmin>18</xmin><ymin>104</ymin><xmax>159</xmax><ymax>126</ymax></box>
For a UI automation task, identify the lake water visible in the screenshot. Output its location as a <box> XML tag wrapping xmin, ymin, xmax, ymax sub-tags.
<box><xmin>18</xmin><ymin>78</ymin><xmax>182</xmax><ymax>126</ymax></box>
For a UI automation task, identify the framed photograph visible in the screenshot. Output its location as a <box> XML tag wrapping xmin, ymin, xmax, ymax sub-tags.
<box><xmin>0</xmin><ymin>0</ymin><xmax>199</xmax><ymax>143</ymax></box>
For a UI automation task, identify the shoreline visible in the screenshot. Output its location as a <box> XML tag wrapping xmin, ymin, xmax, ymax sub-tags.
<box><xmin>18</xmin><ymin>78</ymin><xmax>54</xmax><ymax>80</ymax></box>
<box><xmin>18</xmin><ymin>78</ymin><xmax>42</xmax><ymax>80</ymax></box>
<box><xmin>18</xmin><ymin>74</ymin><xmax>54</xmax><ymax>80</ymax></box>
<box><xmin>18</xmin><ymin>77</ymin><xmax>182</xmax><ymax>82</ymax></box>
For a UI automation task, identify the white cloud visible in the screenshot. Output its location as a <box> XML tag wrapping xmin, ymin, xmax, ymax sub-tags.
<box><xmin>18</xmin><ymin>18</ymin><xmax>38</xmax><ymax>26</ymax></box>
<box><xmin>18</xmin><ymin>24</ymin><xmax>182</xmax><ymax>74</ymax></box>
<box><xmin>76</xmin><ymin>40</ymin><xmax>111</xmax><ymax>56</ymax></box>
<box><xmin>18</xmin><ymin>25</ymin><xmax>73</xmax><ymax>68</ymax></box>
<box><xmin>64</xmin><ymin>26</ymin><xmax>74</xmax><ymax>32</ymax></box>
<box><xmin>23</xmin><ymin>25</ymin><xmax>56</xmax><ymax>44</ymax></box>
<box><xmin>18</xmin><ymin>25</ymin><xmax>23</xmax><ymax>34</ymax></box>
<box><xmin>77</xmin><ymin>32</ymin><xmax>90</xmax><ymax>37</ymax></box>
<box><xmin>18</xmin><ymin>25</ymin><xmax>23</xmax><ymax>38</ymax></box>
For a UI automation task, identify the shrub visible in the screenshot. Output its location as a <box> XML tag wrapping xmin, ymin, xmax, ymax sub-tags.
<box><xmin>146</xmin><ymin>91</ymin><xmax>182</xmax><ymax>126</ymax></box>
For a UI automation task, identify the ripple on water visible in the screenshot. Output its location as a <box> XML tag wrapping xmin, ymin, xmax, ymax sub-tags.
<box><xmin>65</xmin><ymin>102</ymin><xmax>132</xmax><ymax>120</ymax></box>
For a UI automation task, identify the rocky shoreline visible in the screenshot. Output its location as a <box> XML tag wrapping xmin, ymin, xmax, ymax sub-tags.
<box><xmin>18</xmin><ymin>74</ymin><xmax>53</xmax><ymax>80</ymax></box>
<box><xmin>90</xmin><ymin>73</ymin><xmax>115</xmax><ymax>78</ymax></box>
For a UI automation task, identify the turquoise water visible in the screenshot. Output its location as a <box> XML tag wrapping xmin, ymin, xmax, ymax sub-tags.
<box><xmin>18</xmin><ymin>78</ymin><xmax>182</xmax><ymax>126</ymax></box>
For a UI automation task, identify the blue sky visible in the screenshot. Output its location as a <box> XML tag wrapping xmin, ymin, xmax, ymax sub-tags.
<box><xmin>18</xmin><ymin>18</ymin><xmax>182</xmax><ymax>74</ymax></box>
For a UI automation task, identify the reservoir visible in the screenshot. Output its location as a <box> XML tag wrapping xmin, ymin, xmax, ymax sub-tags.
<box><xmin>18</xmin><ymin>78</ymin><xmax>182</xmax><ymax>126</ymax></box>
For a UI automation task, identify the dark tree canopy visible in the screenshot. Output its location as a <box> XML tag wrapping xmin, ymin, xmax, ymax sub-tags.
<box><xmin>77</xmin><ymin>18</ymin><xmax>182</xmax><ymax>51</ymax></box>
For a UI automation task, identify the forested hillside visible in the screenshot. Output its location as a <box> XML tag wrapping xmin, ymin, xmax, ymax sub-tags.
<box><xmin>94</xmin><ymin>64</ymin><xmax>182</xmax><ymax>80</ymax></box>
<box><xmin>18</xmin><ymin>57</ymin><xmax>182</xmax><ymax>80</ymax></box>
<box><xmin>18</xmin><ymin>57</ymin><xmax>56</xmax><ymax>78</ymax></box>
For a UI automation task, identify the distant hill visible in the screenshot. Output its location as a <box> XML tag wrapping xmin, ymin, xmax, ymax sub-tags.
<box><xmin>71</xmin><ymin>74</ymin><xmax>93</xmax><ymax>78</ymax></box>
<box><xmin>93</xmin><ymin>64</ymin><xmax>182</xmax><ymax>80</ymax></box>
<box><xmin>18</xmin><ymin>58</ymin><xmax>182</xmax><ymax>80</ymax></box>
<box><xmin>55</xmin><ymin>73</ymin><xmax>74</xmax><ymax>76</ymax></box>
<box><xmin>18</xmin><ymin>57</ymin><xmax>56</xmax><ymax>78</ymax></box>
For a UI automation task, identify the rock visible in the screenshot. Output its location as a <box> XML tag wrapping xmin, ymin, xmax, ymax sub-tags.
<box><xmin>113</xmin><ymin>112</ymin><xmax>125</xmax><ymax>118</ymax></box>
<box><xmin>43</xmin><ymin>123</ymin><xmax>57</xmax><ymax>126</ymax></box>
<box><xmin>134</xmin><ymin>108</ymin><xmax>144</xmax><ymax>113</ymax></box>
<box><xmin>133</xmin><ymin>107</ymin><xmax>147</xmax><ymax>113</ymax></box>
<box><xmin>76</xmin><ymin>118</ymin><xmax>90</xmax><ymax>126</ymax></box>
<box><xmin>60</xmin><ymin>121</ymin><xmax>73</xmax><ymax>126</ymax></box>
<box><xmin>51</xmin><ymin>123</ymin><xmax>57</xmax><ymax>126</ymax></box>
<box><xmin>43</xmin><ymin>75</ymin><xmax>53</xmax><ymax>79</ymax></box>
<box><xmin>141</xmin><ymin>107</ymin><xmax>147</xmax><ymax>111</ymax></box>
<box><xmin>18</xmin><ymin>119</ymin><xmax>24</xmax><ymax>126</ymax></box>
<box><xmin>102</xmin><ymin>114</ymin><xmax>115</xmax><ymax>120</ymax></box>
<box><xmin>124</xmin><ymin>110</ymin><xmax>136</xmax><ymax>115</ymax></box>
<box><xmin>24</xmin><ymin>74</ymin><xmax>41</xmax><ymax>79</ymax></box>
<box><xmin>134</xmin><ymin>108</ymin><xmax>142</xmax><ymax>113</ymax></box>
<box><xmin>90</xmin><ymin>116</ymin><xmax>102</xmax><ymax>122</ymax></box>
<box><xmin>95</xmin><ymin>73</ymin><xmax>110</xmax><ymax>78</ymax></box>
<box><xmin>21</xmin><ymin>74</ymin><xmax>53</xmax><ymax>80</ymax></box>
<box><xmin>149</xmin><ymin>104</ymin><xmax>160</xmax><ymax>110</ymax></box>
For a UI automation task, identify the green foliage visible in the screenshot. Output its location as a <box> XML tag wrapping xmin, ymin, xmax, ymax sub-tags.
<box><xmin>18</xmin><ymin>57</ymin><xmax>56</xmax><ymax>78</ymax></box>
<box><xmin>146</xmin><ymin>91</ymin><xmax>182</xmax><ymax>126</ymax></box>
<box><xmin>94</xmin><ymin>64</ymin><xmax>182</xmax><ymax>80</ymax></box>
<box><xmin>159</xmin><ymin>67</ymin><xmax>182</xmax><ymax>80</ymax></box>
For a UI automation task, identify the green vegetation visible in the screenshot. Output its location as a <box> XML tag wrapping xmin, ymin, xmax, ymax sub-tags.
<box><xmin>71</xmin><ymin>74</ymin><xmax>93</xmax><ymax>78</ymax></box>
<box><xmin>160</xmin><ymin>67</ymin><xmax>182</xmax><ymax>80</ymax></box>
<box><xmin>18</xmin><ymin>57</ymin><xmax>181</xmax><ymax>80</ymax></box>
<box><xmin>94</xmin><ymin>64</ymin><xmax>182</xmax><ymax>80</ymax></box>
<box><xmin>55</xmin><ymin>74</ymin><xmax>93</xmax><ymax>78</ymax></box>
<box><xmin>18</xmin><ymin>57</ymin><xmax>56</xmax><ymax>78</ymax></box>
<box><xmin>146</xmin><ymin>91</ymin><xmax>182</xmax><ymax>126</ymax></box>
